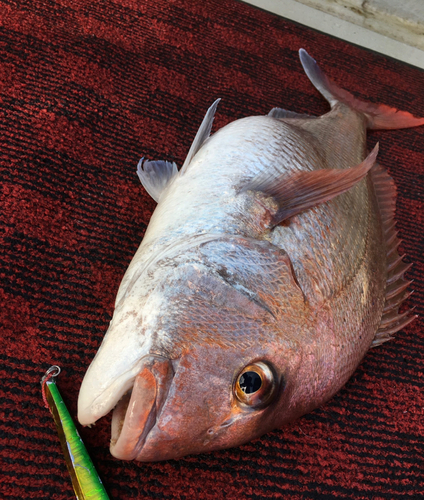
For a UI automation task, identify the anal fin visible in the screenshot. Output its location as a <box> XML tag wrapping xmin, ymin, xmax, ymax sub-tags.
<box><xmin>268</xmin><ymin>108</ymin><xmax>316</xmax><ymax>120</ymax></box>
<box><xmin>370</xmin><ymin>163</ymin><xmax>416</xmax><ymax>347</ymax></box>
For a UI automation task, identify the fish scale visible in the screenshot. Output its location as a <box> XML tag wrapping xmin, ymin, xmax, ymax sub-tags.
<box><xmin>78</xmin><ymin>50</ymin><xmax>423</xmax><ymax>462</ymax></box>
<box><xmin>273</xmin><ymin>107</ymin><xmax>370</xmax><ymax>299</ymax></box>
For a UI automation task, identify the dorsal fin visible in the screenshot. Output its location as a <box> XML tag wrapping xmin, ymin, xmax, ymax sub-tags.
<box><xmin>370</xmin><ymin>163</ymin><xmax>416</xmax><ymax>347</ymax></box>
<box><xmin>299</xmin><ymin>49</ymin><xmax>424</xmax><ymax>130</ymax></box>
<box><xmin>137</xmin><ymin>159</ymin><xmax>178</xmax><ymax>203</ymax></box>
<box><xmin>180</xmin><ymin>99</ymin><xmax>220</xmax><ymax>174</ymax></box>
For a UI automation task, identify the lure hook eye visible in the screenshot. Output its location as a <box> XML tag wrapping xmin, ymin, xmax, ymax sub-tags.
<box><xmin>41</xmin><ymin>365</ymin><xmax>61</xmax><ymax>385</ymax></box>
<box><xmin>234</xmin><ymin>361</ymin><xmax>276</xmax><ymax>409</ymax></box>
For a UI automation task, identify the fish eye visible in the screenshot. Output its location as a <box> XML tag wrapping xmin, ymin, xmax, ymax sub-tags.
<box><xmin>234</xmin><ymin>362</ymin><xmax>276</xmax><ymax>409</ymax></box>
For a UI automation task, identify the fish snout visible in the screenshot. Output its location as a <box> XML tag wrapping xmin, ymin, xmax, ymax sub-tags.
<box><xmin>110</xmin><ymin>355</ymin><xmax>174</xmax><ymax>460</ymax></box>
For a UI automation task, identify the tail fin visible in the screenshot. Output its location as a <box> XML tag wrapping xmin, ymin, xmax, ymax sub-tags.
<box><xmin>299</xmin><ymin>49</ymin><xmax>424</xmax><ymax>130</ymax></box>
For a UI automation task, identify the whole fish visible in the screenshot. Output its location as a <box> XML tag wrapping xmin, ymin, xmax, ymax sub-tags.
<box><xmin>78</xmin><ymin>50</ymin><xmax>423</xmax><ymax>462</ymax></box>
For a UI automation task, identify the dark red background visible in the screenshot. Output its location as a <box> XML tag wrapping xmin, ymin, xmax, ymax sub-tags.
<box><xmin>1</xmin><ymin>1</ymin><xmax>423</xmax><ymax>498</ymax></box>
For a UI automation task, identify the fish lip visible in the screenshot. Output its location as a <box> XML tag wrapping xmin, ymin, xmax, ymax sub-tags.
<box><xmin>110</xmin><ymin>387</ymin><xmax>156</xmax><ymax>460</ymax></box>
<box><xmin>109</xmin><ymin>356</ymin><xmax>174</xmax><ymax>461</ymax></box>
<box><xmin>78</xmin><ymin>363</ymin><xmax>146</xmax><ymax>426</ymax></box>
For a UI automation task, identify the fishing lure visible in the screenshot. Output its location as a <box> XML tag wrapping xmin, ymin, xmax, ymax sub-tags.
<box><xmin>41</xmin><ymin>366</ymin><xmax>110</xmax><ymax>500</ymax></box>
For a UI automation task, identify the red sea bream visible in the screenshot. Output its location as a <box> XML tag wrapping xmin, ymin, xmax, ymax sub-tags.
<box><xmin>77</xmin><ymin>50</ymin><xmax>424</xmax><ymax>461</ymax></box>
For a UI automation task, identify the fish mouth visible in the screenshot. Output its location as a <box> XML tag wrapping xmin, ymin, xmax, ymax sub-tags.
<box><xmin>110</xmin><ymin>356</ymin><xmax>174</xmax><ymax>460</ymax></box>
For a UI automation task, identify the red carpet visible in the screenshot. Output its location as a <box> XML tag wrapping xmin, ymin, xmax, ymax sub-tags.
<box><xmin>1</xmin><ymin>1</ymin><xmax>424</xmax><ymax>498</ymax></box>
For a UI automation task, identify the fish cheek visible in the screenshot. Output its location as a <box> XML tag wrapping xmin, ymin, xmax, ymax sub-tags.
<box><xmin>155</xmin><ymin>351</ymin><xmax>232</xmax><ymax>442</ymax></box>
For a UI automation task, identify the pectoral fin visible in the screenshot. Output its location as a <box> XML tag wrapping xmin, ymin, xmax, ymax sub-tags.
<box><xmin>244</xmin><ymin>143</ymin><xmax>378</xmax><ymax>226</ymax></box>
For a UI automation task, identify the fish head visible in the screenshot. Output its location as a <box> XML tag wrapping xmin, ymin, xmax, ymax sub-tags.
<box><xmin>78</xmin><ymin>236</ymin><xmax>310</xmax><ymax>461</ymax></box>
<box><xmin>120</xmin><ymin>341</ymin><xmax>302</xmax><ymax>462</ymax></box>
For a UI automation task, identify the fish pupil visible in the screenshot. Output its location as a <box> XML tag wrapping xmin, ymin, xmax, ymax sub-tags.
<box><xmin>239</xmin><ymin>371</ymin><xmax>262</xmax><ymax>394</ymax></box>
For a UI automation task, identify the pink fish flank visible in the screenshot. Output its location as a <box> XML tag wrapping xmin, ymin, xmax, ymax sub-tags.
<box><xmin>77</xmin><ymin>50</ymin><xmax>423</xmax><ymax>461</ymax></box>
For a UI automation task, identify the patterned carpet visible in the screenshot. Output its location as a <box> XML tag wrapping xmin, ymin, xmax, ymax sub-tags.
<box><xmin>1</xmin><ymin>0</ymin><xmax>423</xmax><ymax>498</ymax></box>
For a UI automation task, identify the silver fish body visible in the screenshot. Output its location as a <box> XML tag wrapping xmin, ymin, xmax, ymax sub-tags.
<box><xmin>78</xmin><ymin>50</ymin><xmax>422</xmax><ymax>461</ymax></box>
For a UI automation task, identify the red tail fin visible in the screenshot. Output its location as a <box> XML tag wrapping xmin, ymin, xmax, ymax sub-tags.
<box><xmin>299</xmin><ymin>49</ymin><xmax>424</xmax><ymax>130</ymax></box>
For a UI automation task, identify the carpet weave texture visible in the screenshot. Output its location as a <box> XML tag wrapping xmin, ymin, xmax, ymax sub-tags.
<box><xmin>1</xmin><ymin>1</ymin><xmax>424</xmax><ymax>499</ymax></box>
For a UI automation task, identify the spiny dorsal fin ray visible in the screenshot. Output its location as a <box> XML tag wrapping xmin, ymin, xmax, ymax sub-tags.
<box><xmin>242</xmin><ymin>144</ymin><xmax>378</xmax><ymax>226</ymax></box>
<box><xmin>387</xmin><ymin>254</ymin><xmax>406</xmax><ymax>273</ymax></box>
<box><xmin>387</xmin><ymin>262</ymin><xmax>413</xmax><ymax>285</ymax></box>
<box><xmin>137</xmin><ymin>159</ymin><xmax>178</xmax><ymax>203</ymax></box>
<box><xmin>299</xmin><ymin>49</ymin><xmax>424</xmax><ymax>130</ymax></box>
<box><xmin>372</xmin><ymin>314</ymin><xmax>416</xmax><ymax>346</ymax></box>
<box><xmin>369</xmin><ymin>162</ymin><xmax>416</xmax><ymax>347</ymax></box>
<box><xmin>379</xmin><ymin>308</ymin><xmax>414</xmax><ymax>328</ymax></box>
<box><xmin>383</xmin><ymin>291</ymin><xmax>413</xmax><ymax>315</ymax></box>
<box><xmin>180</xmin><ymin>98</ymin><xmax>221</xmax><ymax>175</ymax></box>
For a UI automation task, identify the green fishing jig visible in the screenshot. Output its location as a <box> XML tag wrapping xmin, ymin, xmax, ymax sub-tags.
<box><xmin>41</xmin><ymin>366</ymin><xmax>110</xmax><ymax>500</ymax></box>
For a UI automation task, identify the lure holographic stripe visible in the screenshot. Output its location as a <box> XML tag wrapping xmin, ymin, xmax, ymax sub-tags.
<box><xmin>42</xmin><ymin>366</ymin><xmax>110</xmax><ymax>500</ymax></box>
